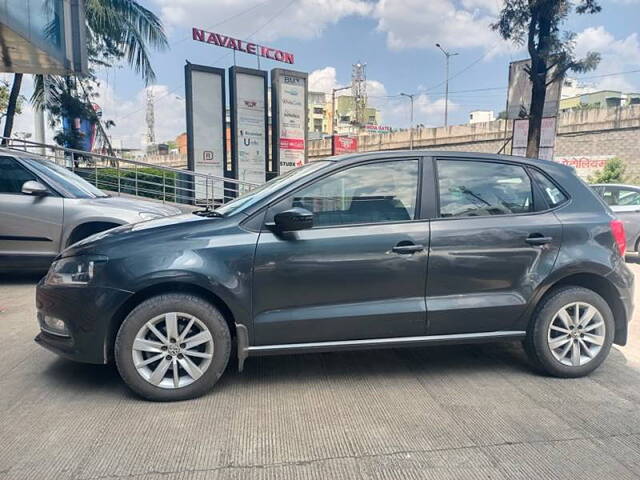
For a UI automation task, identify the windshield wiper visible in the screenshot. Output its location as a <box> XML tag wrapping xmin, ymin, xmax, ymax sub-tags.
<box><xmin>193</xmin><ymin>208</ymin><xmax>224</xmax><ymax>218</ymax></box>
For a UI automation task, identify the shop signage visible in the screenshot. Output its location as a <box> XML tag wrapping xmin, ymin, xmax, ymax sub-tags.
<box><xmin>193</xmin><ymin>28</ymin><xmax>294</xmax><ymax>64</ymax></box>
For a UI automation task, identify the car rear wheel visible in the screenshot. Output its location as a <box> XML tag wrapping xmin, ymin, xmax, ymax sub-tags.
<box><xmin>524</xmin><ymin>286</ymin><xmax>614</xmax><ymax>378</ymax></box>
<box><xmin>115</xmin><ymin>294</ymin><xmax>231</xmax><ymax>401</ymax></box>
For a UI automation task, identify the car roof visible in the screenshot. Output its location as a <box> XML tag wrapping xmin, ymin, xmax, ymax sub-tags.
<box><xmin>326</xmin><ymin>149</ymin><xmax>574</xmax><ymax>173</ymax></box>
<box><xmin>591</xmin><ymin>183</ymin><xmax>639</xmax><ymax>189</ymax></box>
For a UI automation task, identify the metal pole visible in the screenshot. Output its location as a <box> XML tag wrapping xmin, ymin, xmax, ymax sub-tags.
<box><xmin>444</xmin><ymin>55</ymin><xmax>449</xmax><ymax>128</ymax></box>
<box><xmin>409</xmin><ymin>95</ymin><xmax>414</xmax><ymax>150</ymax></box>
<box><xmin>331</xmin><ymin>89</ymin><xmax>336</xmax><ymax>156</ymax></box>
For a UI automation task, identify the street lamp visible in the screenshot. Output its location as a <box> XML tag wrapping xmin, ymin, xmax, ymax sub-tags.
<box><xmin>331</xmin><ymin>85</ymin><xmax>351</xmax><ymax>155</ymax></box>
<box><xmin>400</xmin><ymin>92</ymin><xmax>415</xmax><ymax>150</ymax></box>
<box><xmin>435</xmin><ymin>43</ymin><xmax>458</xmax><ymax>127</ymax></box>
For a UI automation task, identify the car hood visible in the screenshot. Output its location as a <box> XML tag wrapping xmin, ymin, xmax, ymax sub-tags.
<box><xmin>61</xmin><ymin>212</ymin><xmax>215</xmax><ymax>257</ymax></box>
<box><xmin>86</xmin><ymin>196</ymin><xmax>182</xmax><ymax>216</ymax></box>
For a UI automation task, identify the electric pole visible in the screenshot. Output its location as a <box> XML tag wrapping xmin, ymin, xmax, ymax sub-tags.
<box><xmin>436</xmin><ymin>43</ymin><xmax>458</xmax><ymax>127</ymax></box>
<box><xmin>331</xmin><ymin>85</ymin><xmax>351</xmax><ymax>155</ymax></box>
<box><xmin>400</xmin><ymin>93</ymin><xmax>415</xmax><ymax>150</ymax></box>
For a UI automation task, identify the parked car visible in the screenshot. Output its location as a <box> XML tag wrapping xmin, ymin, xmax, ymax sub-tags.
<box><xmin>35</xmin><ymin>151</ymin><xmax>634</xmax><ymax>401</ymax></box>
<box><xmin>591</xmin><ymin>183</ymin><xmax>640</xmax><ymax>252</ymax></box>
<box><xmin>0</xmin><ymin>150</ymin><xmax>181</xmax><ymax>271</ymax></box>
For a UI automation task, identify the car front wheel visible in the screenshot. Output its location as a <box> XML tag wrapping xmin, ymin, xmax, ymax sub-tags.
<box><xmin>115</xmin><ymin>293</ymin><xmax>231</xmax><ymax>401</ymax></box>
<box><xmin>525</xmin><ymin>286</ymin><xmax>614</xmax><ymax>378</ymax></box>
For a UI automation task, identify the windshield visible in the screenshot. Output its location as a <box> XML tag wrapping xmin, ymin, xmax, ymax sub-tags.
<box><xmin>23</xmin><ymin>157</ymin><xmax>108</xmax><ymax>198</ymax></box>
<box><xmin>216</xmin><ymin>161</ymin><xmax>331</xmax><ymax>216</ymax></box>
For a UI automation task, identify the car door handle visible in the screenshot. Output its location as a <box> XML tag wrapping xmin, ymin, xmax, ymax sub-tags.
<box><xmin>392</xmin><ymin>243</ymin><xmax>424</xmax><ymax>254</ymax></box>
<box><xmin>525</xmin><ymin>235</ymin><xmax>552</xmax><ymax>246</ymax></box>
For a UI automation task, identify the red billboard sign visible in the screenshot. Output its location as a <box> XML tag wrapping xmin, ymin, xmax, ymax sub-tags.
<box><xmin>192</xmin><ymin>28</ymin><xmax>295</xmax><ymax>64</ymax></box>
<box><xmin>332</xmin><ymin>136</ymin><xmax>358</xmax><ymax>154</ymax></box>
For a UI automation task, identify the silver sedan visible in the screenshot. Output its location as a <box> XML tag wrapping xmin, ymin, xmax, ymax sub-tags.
<box><xmin>0</xmin><ymin>150</ymin><xmax>181</xmax><ymax>271</ymax></box>
<box><xmin>591</xmin><ymin>183</ymin><xmax>640</xmax><ymax>252</ymax></box>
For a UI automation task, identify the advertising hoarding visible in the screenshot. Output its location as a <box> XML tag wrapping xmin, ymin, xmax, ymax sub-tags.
<box><xmin>511</xmin><ymin>117</ymin><xmax>557</xmax><ymax>159</ymax></box>
<box><xmin>271</xmin><ymin>69</ymin><xmax>308</xmax><ymax>175</ymax></box>
<box><xmin>229</xmin><ymin>66</ymin><xmax>269</xmax><ymax>184</ymax></box>
<box><xmin>333</xmin><ymin>135</ymin><xmax>358</xmax><ymax>154</ymax></box>
<box><xmin>506</xmin><ymin>59</ymin><xmax>562</xmax><ymax>120</ymax></box>
<box><xmin>185</xmin><ymin>63</ymin><xmax>227</xmax><ymax>200</ymax></box>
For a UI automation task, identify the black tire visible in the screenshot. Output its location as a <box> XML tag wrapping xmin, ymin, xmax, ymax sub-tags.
<box><xmin>115</xmin><ymin>293</ymin><xmax>231</xmax><ymax>401</ymax></box>
<box><xmin>524</xmin><ymin>286</ymin><xmax>614</xmax><ymax>378</ymax></box>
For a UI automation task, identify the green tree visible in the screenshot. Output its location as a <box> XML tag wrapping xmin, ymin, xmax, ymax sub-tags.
<box><xmin>589</xmin><ymin>157</ymin><xmax>626</xmax><ymax>184</ymax></box>
<box><xmin>3</xmin><ymin>0</ymin><xmax>168</xmax><ymax>149</ymax></box>
<box><xmin>493</xmin><ymin>0</ymin><xmax>601</xmax><ymax>158</ymax></box>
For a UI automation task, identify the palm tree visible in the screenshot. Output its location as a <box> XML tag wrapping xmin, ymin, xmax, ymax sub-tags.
<box><xmin>2</xmin><ymin>0</ymin><xmax>168</xmax><ymax>145</ymax></box>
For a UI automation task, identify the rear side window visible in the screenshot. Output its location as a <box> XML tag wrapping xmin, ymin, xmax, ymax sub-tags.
<box><xmin>530</xmin><ymin>170</ymin><xmax>568</xmax><ymax>208</ymax></box>
<box><xmin>0</xmin><ymin>156</ymin><xmax>37</xmax><ymax>194</ymax></box>
<box><xmin>437</xmin><ymin>160</ymin><xmax>532</xmax><ymax>217</ymax></box>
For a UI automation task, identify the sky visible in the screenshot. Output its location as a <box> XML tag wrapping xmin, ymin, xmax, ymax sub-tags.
<box><xmin>3</xmin><ymin>0</ymin><xmax>640</xmax><ymax>149</ymax></box>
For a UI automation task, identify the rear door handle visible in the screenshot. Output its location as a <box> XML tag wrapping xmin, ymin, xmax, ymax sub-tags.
<box><xmin>392</xmin><ymin>244</ymin><xmax>424</xmax><ymax>254</ymax></box>
<box><xmin>525</xmin><ymin>235</ymin><xmax>552</xmax><ymax>246</ymax></box>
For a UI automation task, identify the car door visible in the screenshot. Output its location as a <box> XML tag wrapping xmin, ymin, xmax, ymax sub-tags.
<box><xmin>251</xmin><ymin>157</ymin><xmax>429</xmax><ymax>345</ymax></box>
<box><xmin>0</xmin><ymin>156</ymin><xmax>64</xmax><ymax>267</ymax></box>
<box><xmin>426</xmin><ymin>157</ymin><xmax>564</xmax><ymax>335</ymax></box>
<box><xmin>601</xmin><ymin>186</ymin><xmax>640</xmax><ymax>251</ymax></box>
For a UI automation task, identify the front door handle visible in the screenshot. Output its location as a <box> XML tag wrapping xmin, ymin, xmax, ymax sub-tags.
<box><xmin>392</xmin><ymin>243</ymin><xmax>424</xmax><ymax>254</ymax></box>
<box><xmin>525</xmin><ymin>234</ymin><xmax>552</xmax><ymax>246</ymax></box>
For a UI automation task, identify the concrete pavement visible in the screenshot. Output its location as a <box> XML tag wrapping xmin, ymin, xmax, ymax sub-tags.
<box><xmin>2</xmin><ymin>263</ymin><xmax>640</xmax><ymax>479</ymax></box>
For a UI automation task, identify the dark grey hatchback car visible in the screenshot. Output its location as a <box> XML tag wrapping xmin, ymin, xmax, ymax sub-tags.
<box><xmin>35</xmin><ymin>151</ymin><xmax>634</xmax><ymax>401</ymax></box>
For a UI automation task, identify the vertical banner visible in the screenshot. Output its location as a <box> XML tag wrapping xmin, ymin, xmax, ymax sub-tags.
<box><xmin>185</xmin><ymin>63</ymin><xmax>227</xmax><ymax>201</ymax></box>
<box><xmin>229</xmin><ymin>66</ymin><xmax>269</xmax><ymax>185</ymax></box>
<box><xmin>271</xmin><ymin>69</ymin><xmax>308</xmax><ymax>175</ymax></box>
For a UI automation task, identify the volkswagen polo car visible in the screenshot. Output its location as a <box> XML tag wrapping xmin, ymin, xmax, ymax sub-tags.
<box><xmin>35</xmin><ymin>151</ymin><xmax>634</xmax><ymax>401</ymax></box>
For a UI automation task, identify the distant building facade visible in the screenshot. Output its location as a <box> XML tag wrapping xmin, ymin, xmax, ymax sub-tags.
<box><xmin>469</xmin><ymin>110</ymin><xmax>495</xmax><ymax>124</ymax></box>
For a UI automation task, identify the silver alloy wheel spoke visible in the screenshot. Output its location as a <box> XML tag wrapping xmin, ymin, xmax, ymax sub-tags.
<box><xmin>178</xmin><ymin>355</ymin><xmax>203</xmax><ymax>380</ymax></box>
<box><xmin>183</xmin><ymin>331</ymin><xmax>212</xmax><ymax>350</ymax></box>
<box><xmin>133</xmin><ymin>338</ymin><xmax>164</xmax><ymax>353</ymax></box>
<box><xmin>547</xmin><ymin>302</ymin><xmax>605</xmax><ymax>367</ymax></box>
<box><xmin>183</xmin><ymin>349</ymin><xmax>213</xmax><ymax>359</ymax></box>
<box><xmin>131</xmin><ymin>312</ymin><xmax>214</xmax><ymax>390</ymax></box>
<box><xmin>149</xmin><ymin>358</ymin><xmax>172</xmax><ymax>385</ymax></box>
<box><xmin>165</xmin><ymin>312</ymin><xmax>179</xmax><ymax>341</ymax></box>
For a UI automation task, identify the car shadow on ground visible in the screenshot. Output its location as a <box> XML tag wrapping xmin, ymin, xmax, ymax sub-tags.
<box><xmin>36</xmin><ymin>339</ymin><xmax>633</xmax><ymax>402</ymax></box>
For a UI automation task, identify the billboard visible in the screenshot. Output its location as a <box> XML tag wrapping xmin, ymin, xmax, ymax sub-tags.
<box><xmin>271</xmin><ymin>69</ymin><xmax>308</xmax><ymax>175</ymax></box>
<box><xmin>506</xmin><ymin>59</ymin><xmax>562</xmax><ymax>120</ymax></box>
<box><xmin>185</xmin><ymin>63</ymin><xmax>227</xmax><ymax>199</ymax></box>
<box><xmin>229</xmin><ymin>66</ymin><xmax>269</xmax><ymax>184</ymax></box>
<box><xmin>333</xmin><ymin>135</ymin><xmax>358</xmax><ymax>154</ymax></box>
<box><xmin>511</xmin><ymin>116</ymin><xmax>557</xmax><ymax>159</ymax></box>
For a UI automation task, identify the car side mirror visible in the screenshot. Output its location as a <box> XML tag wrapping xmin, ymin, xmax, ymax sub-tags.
<box><xmin>21</xmin><ymin>180</ymin><xmax>48</xmax><ymax>196</ymax></box>
<box><xmin>273</xmin><ymin>207</ymin><xmax>314</xmax><ymax>232</ymax></box>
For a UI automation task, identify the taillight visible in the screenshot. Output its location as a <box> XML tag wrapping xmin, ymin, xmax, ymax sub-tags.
<box><xmin>610</xmin><ymin>219</ymin><xmax>626</xmax><ymax>256</ymax></box>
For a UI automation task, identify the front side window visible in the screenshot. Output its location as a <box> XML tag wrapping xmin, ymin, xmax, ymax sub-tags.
<box><xmin>437</xmin><ymin>160</ymin><xmax>533</xmax><ymax>217</ymax></box>
<box><xmin>0</xmin><ymin>157</ymin><xmax>37</xmax><ymax>194</ymax></box>
<box><xmin>285</xmin><ymin>159</ymin><xmax>419</xmax><ymax>227</ymax></box>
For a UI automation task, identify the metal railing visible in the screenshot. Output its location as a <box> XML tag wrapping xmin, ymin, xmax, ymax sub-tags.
<box><xmin>0</xmin><ymin>137</ymin><xmax>260</xmax><ymax>208</ymax></box>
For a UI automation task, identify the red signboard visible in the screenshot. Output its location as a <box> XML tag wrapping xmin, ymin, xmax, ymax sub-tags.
<box><xmin>280</xmin><ymin>138</ymin><xmax>305</xmax><ymax>150</ymax></box>
<box><xmin>332</xmin><ymin>135</ymin><xmax>358</xmax><ymax>154</ymax></box>
<box><xmin>193</xmin><ymin>28</ymin><xmax>295</xmax><ymax>64</ymax></box>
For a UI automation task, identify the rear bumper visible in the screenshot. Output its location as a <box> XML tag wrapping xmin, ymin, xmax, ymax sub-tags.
<box><xmin>608</xmin><ymin>261</ymin><xmax>634</xmax><ymax>346</ymax></box>
<box><xmin>35</xmin><ymin>280</ymin><xmax>132</xmax><ymax>364</ymax></box>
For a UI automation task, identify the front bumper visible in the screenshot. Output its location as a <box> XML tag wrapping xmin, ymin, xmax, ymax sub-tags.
<box><xmin>35</xmin><ymin>280</ymin><xmax>132</xmax><ymax>364</ymax></box>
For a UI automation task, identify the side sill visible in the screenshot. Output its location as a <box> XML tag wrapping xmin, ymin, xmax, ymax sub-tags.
<box><xmin>246</xmin><ymin>331</ymin><xmax>526</xmax><ymax>357</ymax></box>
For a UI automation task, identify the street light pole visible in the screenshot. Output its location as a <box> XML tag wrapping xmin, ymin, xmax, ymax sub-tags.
<box><xmin>400</xmin><ymin>92</ymin><xmax>415</xmax><ymax>150</ymax></box>
<box><xmin>331</xmin><ymin>85</ymin><xmax>351</xmax><ymax>155</ymax></box>
<box><xmin>436</xmin><ymin>43</ymin><xmax>458</xmax><ymax>128</ymax></box>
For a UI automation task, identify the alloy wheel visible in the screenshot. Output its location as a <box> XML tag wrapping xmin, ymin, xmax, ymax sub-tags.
<box><xmin>132</xmin><ymin>312</ymin><xmax>214</xmax><ymax>389</ymax></box>
<box><xmin>547</xmin><ymin>302</ymin><xmax>606</xmax><ymax>367</ymax></box>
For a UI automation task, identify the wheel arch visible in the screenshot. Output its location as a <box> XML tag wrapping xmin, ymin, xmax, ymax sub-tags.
<box><xmin>107</xmin><ymin>281</ymin><xmax>237</xmax><ymax>362</ymax></box>
<box><xmin>66</xmin><ymin>221</ymin><xmax>123</xmax><ymax>247</ymax></box>
<box><xmin>526</xmin><ymin>271</ymin><xmax>628</xmax><ymax>346</ymax></box>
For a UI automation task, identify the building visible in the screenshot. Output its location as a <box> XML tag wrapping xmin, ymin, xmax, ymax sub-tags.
<box><xmin>0</xmin><ymin>0</ymin><xmax>87</xmax><ymax>74</ymax></box>
<box><xmin>328</xmin><ymin>95</ymin><xmax>381</xmax><ymax>135</ymax></box>
<box><xmin>176</xmin><ymin>132</ymin><xmax>188</xmax><ymax>155</ymax></box>
<box><xmin>469</xmin><ymin>110</ymin><xmax>495</xmax><ymax>124</ymax></box>
<box><xmin>560</xmin><ymin>90</ymin><xmax>640</xmax><ymax>111</ymax></box>
<box><xmin>308</xmin><ymin>91</ymin><xmax>328</xmax><ymax>135</ymax></box>
<box><xmin>561</xmin><ymin>78</ymin><xmax>595</xmax><ymax>99</ymax></box>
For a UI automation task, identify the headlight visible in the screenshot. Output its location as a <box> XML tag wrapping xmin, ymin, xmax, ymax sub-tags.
<box><xmin>44</xmin><ymin>255</ymin><xmax>108</xmax><ymax>286</ymax></box>
<box><xmin>139</xmin><ymin>212</ymin><xmax>163</xmax><ymax>221</ymax></box>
